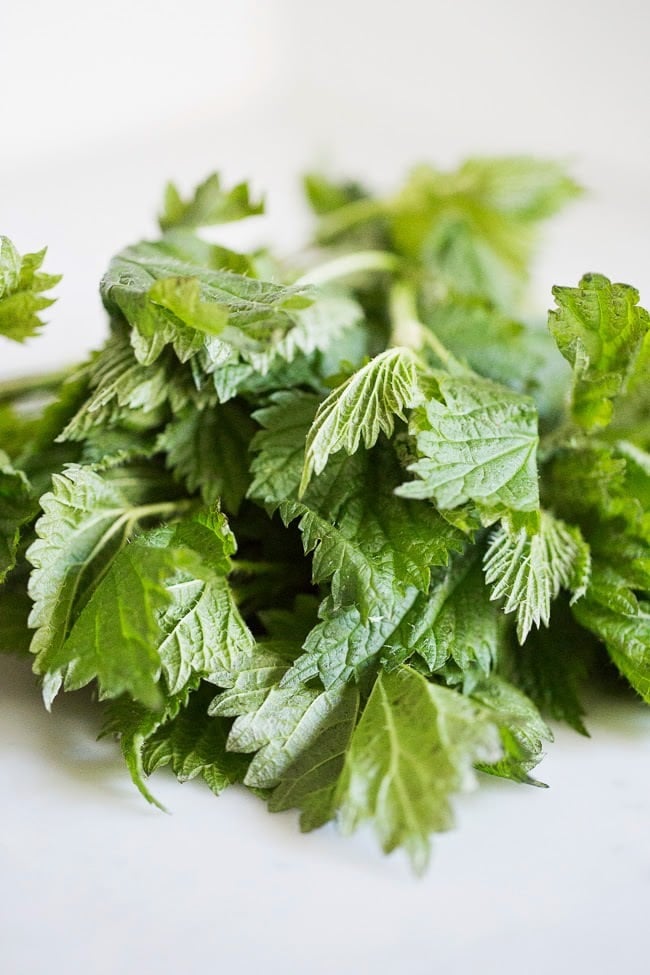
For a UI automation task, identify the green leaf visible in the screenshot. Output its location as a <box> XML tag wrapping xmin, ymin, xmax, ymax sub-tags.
<box><xmin>420</xmin><ymin>296</ymin><xmax>570</xmax><ymax>418</ymax></box>
<box><xmin>389</xmin><ymin>157</ymin><xmax>580</xmax><ymax>307</ymax></box>
<box><xmin>101</xmin><ymin>241</ymin><xmax>359</xmax><ymax>368</ymax></box>
<box><xmin>0</xmin><ymin>451</ymin><xmax>35</xmax><ymax>583</ymax></box>
<box><xmin>250</xmin><ymin>391</ymin><xmax>463</xmax><ymax>688</ymax></box>
<box><xmin>101</xmin><ymin>686</ymin><xmax>193</xmax><ymax>806</ymax></box>
<box><xmin>0</xmin><ymin>237</ymin><xmax>61</xmax><ymax>342</ymax></box>
<box><xmin>229</xmin><ymin>682</ymin><xmax>358</xmax><ymax>797</ymax></box>
<box><xmin>549</xmin><ymin>274</ymin><xmax>650</xmax><ymax>430</ymax></box>
<box><xmin>39</xmin><ymin>509</ymin><xmax>243</xmax><ymax>708</ymax></box>
<box><xmin>59</xmin><ymin>330</ymin><xmax>199</xmax><ymax>443</ymax></box>
<box><xmin>472</xmin><ymin>676</ymin><xmax>552</xmax><ymax>785</ymax></box>
<box><xmin>159</xmin><ymin>173</ymin><xmax>263</xmax><ymax>231</ymax></box>
<box><xmin>387</xmin><ymin>552</ymin><xmax>504</xmax><ymax>689</ymax></box>
<box><xmin>300</xmin><ymin>346</ymin><xmax>420</xmax><ymax>493</ymax></box>
<box><xmin>266</xmin><ymin>684</ymin><xmax>360</xmax><ymax>831</ymax></box>
<box><xmin>572</xmin><ymin>598</ymin><xmax>650</xmax><ymax>702</ymax></box>
<box><xmin>483</xmin><ymin>511</ymin><xmax>591</xmax><ymax>642</ymax></box>
<box><xmin>512</xmin><ymin>605</ymin><xmax>592</xmax><ymax>735</ymax></box>
<box><xmin>27</xmin><ymin>465</ymin><xmax>183</xmax><ymax>705</ymax></box>
<box><xmin>158</xmin><ymin>566</ymin><xmax>256</xmax><ymax>695</ymax></box>
<box><xmin>397</xmin><ymin>374</ymin><xmax>539</xmax><ymax>513</ymax></box>
<box><xmin>210</xmin><ymin>641</ymin><xmax>298</xmax><ymax>718</ymax></box>
<box><xmin>43</xmin><ymin>536</ymin><xmax>185</xmax><ymax>709</ymax></box>
<box><xmin>335</xmin><ymin>667</ymin><xmax>501</xmax><ymax>872</ymax></box>
<box><xmin>286</xmin><ymin>590</ymin><xmax>419</xmax><ymax>689</ymax></box>
<box><xmin>142</xmin><ymin>685</ymin><xmax>249</xmax><ymax>794</ymax></box>
<box><xmin>158</xmin><ymin>399</ymin><xmax>255</xmax><ymax>512</ymax></box>
<box><xmin>251</xmin><ymin>392</ymin><xmax>463</xmax><ymax>620</ymax></box>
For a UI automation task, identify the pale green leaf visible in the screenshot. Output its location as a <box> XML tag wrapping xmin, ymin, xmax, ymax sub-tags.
<box><xmin>472</xmin><ymin>676</ymin><xmax>552</xmax><ymax>785</ymax></box>
<box><xmin>0</xmin><ymin>237</ymin><xmax>61</xmax><ymax>342</ymax></box>
<box><xmin>483</xmin><ymin>510</ymin><xmax>591</xmax><ymax>642</ymax></box>
<box><xmin>335</xmin><ymin>667</ymin><xmax>501</xmax><ymax>872</ymax></box>
<box><xmin>159</xmin><ymin>173</ymin><xmax>263</xmax><ymax>231</ymax></box>
<box><xmin>44</xmin><ymin>538</ymin><xmax>182</xmax><ymax>708</ymax></box>
<box><xmin>27</xmin><ymin>465</ymin><xmax>183</xmax><ymax>704</ymax></box>
<box><xmin>300</xmin><ymin>346</ymin><xmax>419</xmax><ymax>493</ymax></box>
<box><xmin>397</xmin><ymin>374</ymin><xmax>539</xmax><ymax>513</ymax></box>
<box><xmin>549</xmin><ymin>274</ymin><xmax>650</xmax><ymax>430</ymax></box>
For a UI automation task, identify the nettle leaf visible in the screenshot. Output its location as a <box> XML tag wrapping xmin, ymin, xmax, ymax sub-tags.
<box><xmin>287</xmin><ymin>589</ymin><xmax>419</xmax><ymax>689</ymax></box>
<box><xmin>267</xmin><ymin>684</ymin><xmax>360</xmax><ymax>832</ymax></box>
<box><xmin>27</xmin><ymin>465</ymin><xmax>182</xmax><ymax>705</ymax></box>
<box><xmin>158</xmin><ymin>399</ymin><xmax>255</xmax><ymax>513</ymax></box>
<box><xmin>389</xmin><ymin>157</ymin><xmax>580</xmax><ymax>307</ymax></box>
<box><xmin>229</xmin><ymin>682</ymin><xmax>358</xmax><ymax>798</ymax></box>
<box><xmin>101</xmin><ymin>241</ymin><xmax>359</xmax><ymax>368</ymax></box>
<box><xmin>386</xmin><ymin>552</ymin><xmax>504</xmax><ymax>689</ymax></box>
<box><xmin>335</xmin><ymin>667</ymin><xmax>501</xmax><ymax>872</ymax></box>
<box><xmin>472</xmin><ymin>676</ymin><xmax>552</xmax><ymax>786</ymax></box>
<box><xmin>513</xmin><ymin>605</ymin><xmax>593</xmax><ymax>735</ymax></box>
<box><xmin>0</xmin><ymin>451</ymin><xmax>35</xmax><ymax>583</ymax></box>
<box><xmin>0</xmin><ymin>236</ymin><xmax>61</xmax><ymax>342</ymax></box>
<box><xmin>549</xmin><ymin>274</ymin><xmax>650</xmax><ymax>430</ymax></box>
<box><xmin>158</xmin><ymin>569</ymin><xmax>256</xmax><ymax>695</ymax></box>
<box><xmin>251</xmin><ymin>391</ymin><xmax>463</xmax><ymax>687</ymax></box>
<box><xmin>213</xmin><ymin>638</ymin><xmax>360</xmax><ymax>830</ymax></box>
<box><xmin>397</xmin><ymin>373</ymin><xmax>539</xmax><ymax>513</ymax></box>
<box><xmin>251</xmin><ymin>391</ymin><xmax>463</xmax><ymax>616</ymax></box>
<box><xmin>483</xmin><ymin>511</ymin><xmax>591</xmax><ymax>643</ymax></box>
<box><xmin>60</xmin><ymin>327</ymin><xmax>202</xmax><ymax>442</ymax></box>
<box><xmin>159</xmin><ymin>173</ymin><xmax>264</xmax><ymax>231</ymax></box>
<box><xmin>300</xmin><ymin>346</ymin><xmax>420</xmax><ymax>492</ymax></box>
<box><xmin>210</xmin><ymin>640</ymin><xmax>299</xmax><ymax>717</ymax></box>
<box><xmin>38</xmin><ymin>509</ymin><xmax>245</xmax><ymax>709</ymax></box>
<box><xmin>101</xmin><ymin>686</ymin><xmax>193</xmax><ymax>805</ymax></box>
<box><xmin>43</xmin><ymin>537</ymin><xmax>184</xmax><ymax>709</ymax></box>
<box><xmin>572</xmin><ymin>599</ymin><xmax>650</xmax><ymax>703</ymax></box>
<box><xmin>142</xmin><ymin>685</ymin><xmax>249</xmax><ymax>794</ymax></box>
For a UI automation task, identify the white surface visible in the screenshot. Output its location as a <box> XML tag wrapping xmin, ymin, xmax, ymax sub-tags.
<box><xmin>2</xmin><ymin>3</ymin><xmax>650</xmax><ymax>972</ymax></box>
<box><xmin>2</xmin><ymin>653</ymin><xmax>650</xmax><ymax>975</ymax></box>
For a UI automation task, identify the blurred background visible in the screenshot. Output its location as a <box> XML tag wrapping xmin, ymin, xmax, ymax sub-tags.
<box><xmin>1</xmin><ymin>0</ymin><xmax>649</xmax><ymax>374</ymax></box>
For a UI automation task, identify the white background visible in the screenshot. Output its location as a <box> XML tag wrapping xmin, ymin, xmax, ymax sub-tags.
<box><xmin>1</xmin><ymin>2</ymin><xmax>650</xmax><ymax>972</ymax></box>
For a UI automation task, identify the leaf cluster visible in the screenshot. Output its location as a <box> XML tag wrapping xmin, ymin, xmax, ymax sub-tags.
<box><xmin>1</xmin><ymin>158</ymin><xmax>648</xmax><ymax>870</ymax></box>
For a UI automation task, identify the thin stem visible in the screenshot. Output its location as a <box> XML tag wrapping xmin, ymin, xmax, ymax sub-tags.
<box><xmin>389</xmin><ymin>282</ymin><xmax>467</xmax><ymax>374</ymax></box>
<box><xmin>295</xmin><ymin>250</ymin><xmax>399</xmax><ymax>288</ymax></box>
<box><xmin>0</xmin><ymin>368</ymin><xmax>72</xmax><ymax>403</ymax></box>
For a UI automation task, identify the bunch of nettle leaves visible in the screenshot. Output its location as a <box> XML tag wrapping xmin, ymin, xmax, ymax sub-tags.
<box><xmin>1</xmin><ymin>157</ymin><xmax>649</xmax><ymax>870</ymax></box>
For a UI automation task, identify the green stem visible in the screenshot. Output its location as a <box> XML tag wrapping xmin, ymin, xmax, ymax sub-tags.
<box><xmin>0</xmin><ymin>368</ymin><xmax>72</xmax><ymax>403</ymax></box>
<box><xmin>388</xmin><ymin>282</ymin><xmax>466</xmax><ymax>375</ymax></box>
<box><xmin>295</xmin><ymin>250</ymin><xmax>399</xmax><ymax>287</ymax></box>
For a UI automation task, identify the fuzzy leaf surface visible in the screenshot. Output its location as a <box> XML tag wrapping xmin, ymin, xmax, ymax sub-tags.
<box><xmin>484</xmin><ymin>511</ymin><xmax>591</xmax><ymax>643</ymax></box>
<box><xmin>549</xmin><ymin>274</ymin><xmax>650</xmax><ymax>430</ymax></box>
<box><xmin>300</xmin><ymin>347</ymin><xmax>419</xmax><ymax>491</ymax></box>
<box><xmin>335</xmin><ymin>667</ymin><xmax>501</xmax><ymax>872</ymax></box>
<box><xmin>397</xmin><ymin>374</ymin><xmax>539</xmax><ymax>513</ymax></box>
